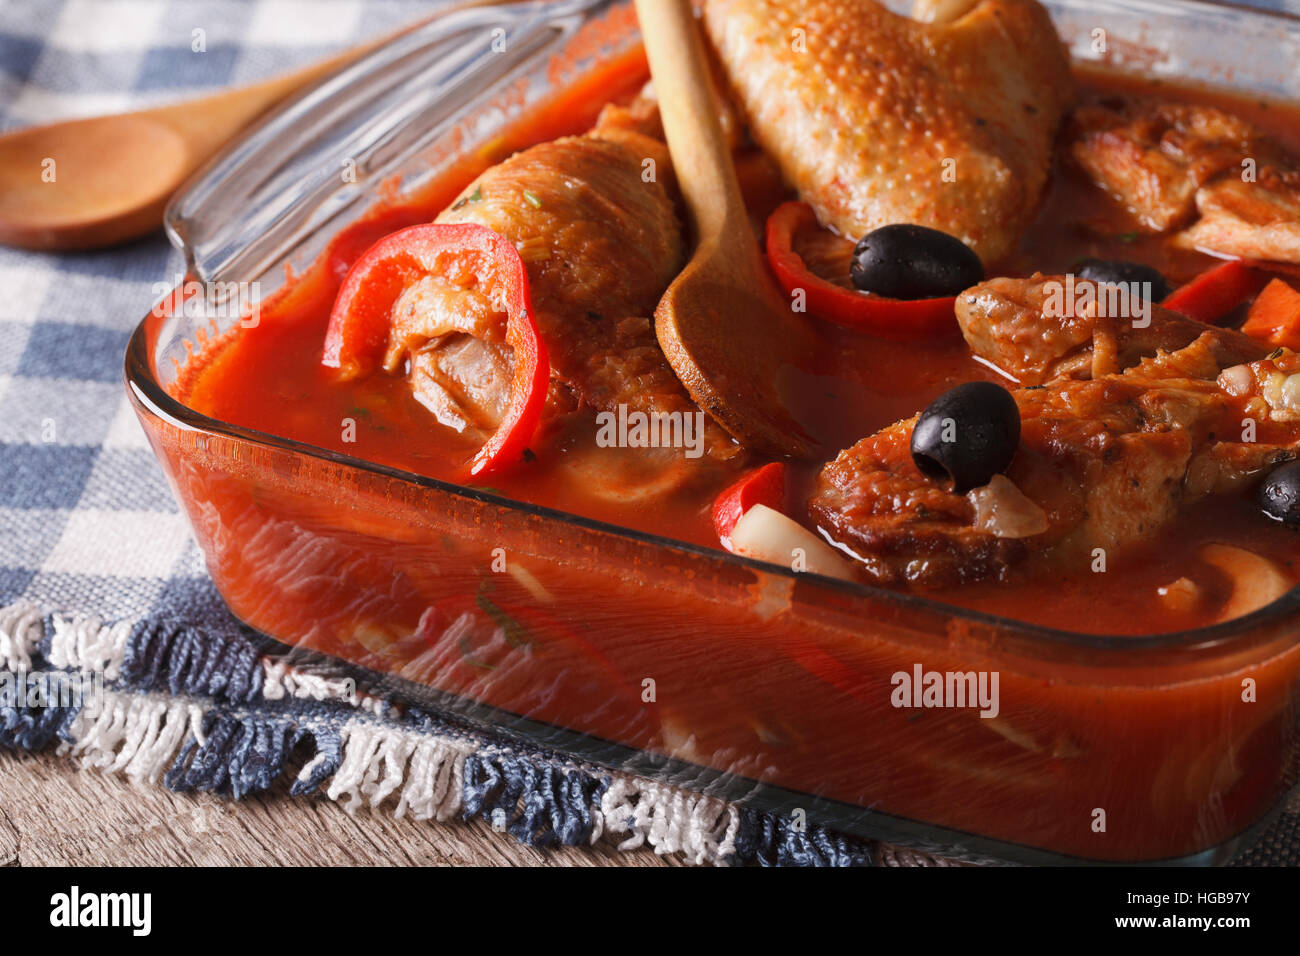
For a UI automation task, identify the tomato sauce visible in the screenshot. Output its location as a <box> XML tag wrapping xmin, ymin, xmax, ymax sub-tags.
<box><xmin>177</xmin><ymin>62</ymin><xmax>1300</xmax><ymax>637</ymax></box>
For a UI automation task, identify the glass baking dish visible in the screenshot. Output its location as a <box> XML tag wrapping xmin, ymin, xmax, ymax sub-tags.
<box><xmin>125</xmin><ymin>0</ymin><xmax>1300</xmax><ymax>863</ymax></box>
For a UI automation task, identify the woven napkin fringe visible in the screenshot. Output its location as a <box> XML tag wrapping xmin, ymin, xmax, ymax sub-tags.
<box><xmin>0</xmin><ymin>599</ymin><xmax>907</xmax><ymax>866</ymax></box>
<box><xmin>62</xmin><ymin>689</ymin><xmax>201</xmax><ymax>785</ymax></box>
<box><xmin>0</xmin><ymin>602</ymin><xmax>43</xmax><ymax>671</ymax></box>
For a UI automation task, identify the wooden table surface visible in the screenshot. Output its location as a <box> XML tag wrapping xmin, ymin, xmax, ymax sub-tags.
<box><xmin>0</xmin><ymin>747</ymin><xmax>677</xmax><ymax>867</ymax></box>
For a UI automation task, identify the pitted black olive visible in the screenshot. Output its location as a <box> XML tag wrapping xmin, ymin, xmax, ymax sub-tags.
<box><xmin>850</xmin><ymin>224</ymin><xmax>984</xmax><ymax>300</ymax></box>
<box><xmin>1257</xmin><ymin>460</ymin><xmax>1300</xmax><ymax>527</ymax></box>
<box><xmin>1076</xmin><ymin>258</ymin><xmax>1172</xmax><ymax>302</ymax></box>
<box><xmin>910</xmin><ymin>382</ymin><xmax>1021</xmax><ymax>493</ymax></box>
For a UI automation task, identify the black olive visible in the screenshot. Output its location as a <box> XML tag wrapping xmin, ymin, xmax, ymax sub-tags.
<box><xmin>1257</xmin><ymin>460</ymin><xmax>1300</xmax><ymax>527</ymax></box>
<box><xmin>1076</xmin><ymin>258</ymin><xmax>1172</xmax><ymax>302</ymax></box>
<box><xmin>850</xmin><ymin>224</ymin><xmax>984</xmax><ymax>300</ymax></box>
<box><xmin>911</xmin><ymin>382</ymin><xmax>1021</xmax><ymax>493</ymax></box>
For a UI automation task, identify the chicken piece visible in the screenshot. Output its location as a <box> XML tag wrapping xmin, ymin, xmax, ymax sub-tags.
<box><xmin>956</xmin><ymin>274</ymin><xmax>1268</xmax><ymax>385</ymax></box>
<box><xmin>1067</xmin><ymin>99</ymin><xmax>1254</xmax><ymax>232</ymax></box>
<box><xmin>1181</xmin><ymin>174</ymin><xmax>1300</xmax><ymax>263</ymax></box>
<box><xmin>1068</xmin><ymin>96</ymin><xmax>1300</xmax><ymax>261</ymax></box>
<box><xmin>598</xmin><ymin>92</ymin><xmax>783</xmax><ymax>234</ymax></box>
<box><xmin>809</xmin><ymin>335</ymin><xmax>1300</xmax><ymax>588</ymax></box>
<box><xmin>592</xmin><ymin>92</ymin><xmax>666</xmax><ymax>144</ymax></box>
<box><xmin>382</xmin><ymin>120</ymin><xmax>742</xmax><ymax>469</ymax></box>
<box><xmin>701</xmin><ymin>0</ymin><xmax>1074</xmax><ymax>262</ymax></box>
<box><xmin>624</xmin><ymin>40</ymin><xmax>747</xmax><ymax>151</ymax></box>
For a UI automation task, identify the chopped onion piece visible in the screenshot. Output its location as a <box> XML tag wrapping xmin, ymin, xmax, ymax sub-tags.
<box><xmin>967</xmin><ymin>474</ymin><xmax>1049</xmax><ymax>539</ymax></box>
<box><xmin>555</xmin><ymin>444</ymin><xmax>692</xmax><ymax>504</ymax></box>
<box><xmin>1156</xmin><ymin>576</ymin><xmax>1201</xmax><ymax>614</ymax></box>
<box><xmin>1217</xmin><ymin>364</ymin><xmax>1254</xmax><ymax>397</ymax></box>
<box><xmin>729</xmin><ymin>504</ymin><xmax>857</xmax><ymax>581</ymax></box>
<box><xmin>507</xmin><ymin>563</ymin><xmax>554</xmax><ymax>604</ymax></box>
<box><xmin>1199</xmin><ymin>543</ymin><xmax>1292</xmax><ymax>622</ymax></box>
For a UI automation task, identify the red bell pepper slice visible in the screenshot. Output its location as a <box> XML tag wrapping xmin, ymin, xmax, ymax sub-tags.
<box><xmin>321</xmin><ymin>223</ymin><xmax>550</xmax><ymax>480</ymax></box>
<box><xmin>1161</xmin><ymin>259</ymin><xmax>1269</xmax><ymax>325</ymax></box>
<box><xmin>764</xmin><ymin>201</ymin><xmax>959</xmax><ymax>339</ymax></box>
<box><xmin>712</xmin><ymin>462</ymin><xmax>787</xmax><ymax>549</ymax></box>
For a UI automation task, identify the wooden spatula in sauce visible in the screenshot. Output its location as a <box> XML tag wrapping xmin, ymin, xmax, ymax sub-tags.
<box><xmin>634</xmin><ymin>0</ymin><xmax>820</xmax><ymax>459</ymax></box>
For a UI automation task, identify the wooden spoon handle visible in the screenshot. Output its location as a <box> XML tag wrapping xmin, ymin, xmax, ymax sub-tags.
<box><xmin>633</xmin><ymin>0</ymin><xmax>748</xmax><ymax>243</ymax></box>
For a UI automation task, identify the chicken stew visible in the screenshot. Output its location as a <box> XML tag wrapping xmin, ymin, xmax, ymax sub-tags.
<box><xmin>176</xmin><ymin>0</ymin><xmax>1300</xmax><ymax>638</ymax></box>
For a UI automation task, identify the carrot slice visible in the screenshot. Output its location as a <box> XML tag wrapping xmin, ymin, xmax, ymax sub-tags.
<box><xmin>1242</xmin><ymin>278</ymin><xmax>1300</xmax><ymax>351</ymax></box>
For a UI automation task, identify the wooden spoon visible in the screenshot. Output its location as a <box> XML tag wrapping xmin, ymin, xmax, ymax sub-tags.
<box><xmin>0</xmin><ymin>34</ymin><xmax>397</xmax><ymax>251</ymax></box>
<box><xmin>634</xmin><ymin>0</ymin><xmax>819</xmax><ymax>458</ymax></box>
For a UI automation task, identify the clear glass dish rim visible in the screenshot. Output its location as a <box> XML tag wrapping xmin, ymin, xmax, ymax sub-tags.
<box><xmin>124</xmin><ymin>0</ymin><xmax>1300</xmax><ymax>663</ymax></box>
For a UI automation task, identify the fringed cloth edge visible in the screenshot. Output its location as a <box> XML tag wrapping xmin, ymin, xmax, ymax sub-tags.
<box><xmin>0</xmin><ymin>600</ymin><xmax>961</xmax><ymax>867</ymax></box>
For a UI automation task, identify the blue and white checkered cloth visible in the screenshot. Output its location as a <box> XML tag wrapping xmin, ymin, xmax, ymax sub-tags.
<box><xmin>0</xmin><ymin>0</ymin><xmax>446</xmax><ymax>622</ymax></box>
<box><xmin>1</xmin><ymin>0</ymin><xmax>1298</xmax><ymax>866</ymax></box>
